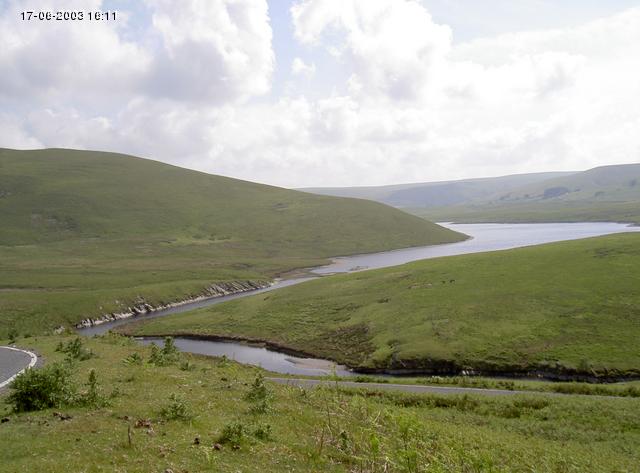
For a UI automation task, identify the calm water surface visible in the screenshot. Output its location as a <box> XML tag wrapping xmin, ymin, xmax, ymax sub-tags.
<box><xmin>313</xmin><ymin>222</ymin><xmax>640</xmax><ymax>274</ymax></box>
<box><xmin>81</xmin><ymin>222</ymin><xmax>640</xmax><ymax>375</ymax></box>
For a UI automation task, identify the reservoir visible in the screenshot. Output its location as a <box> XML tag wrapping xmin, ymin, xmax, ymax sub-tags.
<box><xmin>80</xmin><ymin>221</ymin><xmax>640</xmax><ymax>375</ymax></box>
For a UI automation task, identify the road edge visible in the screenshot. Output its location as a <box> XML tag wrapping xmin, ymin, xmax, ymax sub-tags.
<box><xmin>0</xmin><ymin>346</ymin><xmax>38</xmax><ymax>389</ymax></box>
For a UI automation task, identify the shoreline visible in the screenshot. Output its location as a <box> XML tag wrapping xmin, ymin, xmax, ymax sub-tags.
<box><xmin>117</xmin><ymin>331</ymin><xmax>640</xmax><ymax>384</ymax></box>
<box><xmin>75</xmin><ymin>280</ymin><xmax>271</xmax><ymax>329</ymax></box>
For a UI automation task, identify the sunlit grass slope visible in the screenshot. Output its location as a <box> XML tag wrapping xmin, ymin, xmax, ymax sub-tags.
<box><xmin>0</xmin><ymin>148</ymin><xmax>465</xmax><ymax>336</ymax></box>
<box><xmin>131</xmin><ymin>233</ymin><xmax>640</xmax><ymax>378</ymax></box>
<box><xmin>2</xmin><ymin>335</ymin><xmax>639</xmax><ymax>472</ymax></box>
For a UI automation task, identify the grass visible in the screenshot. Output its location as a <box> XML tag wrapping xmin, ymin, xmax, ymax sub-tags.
<box><xmin>2</xmin><ymin>335</ymin><xmax>640</xmax><ymax>472</ymax></box>
<box><xmin>0</xmin><ymin>148</ymin><xmax>464</xmax><ymax>337</ymax></box>
<box><xmin>129</xmin><ymin>233</ymin><xmax>640</xmax><ymax>378</ymax></box>
<box><xmin>333</xmin><ymin>374</ymin><xmax>640</xmax><ymax>398</ymax></box>
<box><xmin>413</xmin><ymin>200</ymin><xmax>640</xmax><ymax>225</ymax></box>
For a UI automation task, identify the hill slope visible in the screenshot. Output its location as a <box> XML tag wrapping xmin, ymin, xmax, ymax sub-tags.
<box><xmin>302</xmin><ymin>172</ymin><xmax>574</xmax><ymax>208</ymax></box>
<box><xmin>416</xmin><ymin>163</ymin><xmax>640</xmax><ymax>224</ymax></box>
<box><xmin>0</xmin><ymin>148</ymin><xmax>465</xmax><ymax>336</ymax></box>
<box><xmin>0</xmin><ymin>148</ymin><xmax>463</xmax><ymax>251</ymax></box>
<box><xmin>131</xmin><ymin>233</ymin><xmax>640</xmax><ymax>379</ymax></box>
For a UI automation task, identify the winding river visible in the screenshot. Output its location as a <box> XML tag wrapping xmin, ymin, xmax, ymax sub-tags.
<box><xmin>79</xmin><ymin>222</ymin><xmax>640</xmax><ymax>376</ymax></box>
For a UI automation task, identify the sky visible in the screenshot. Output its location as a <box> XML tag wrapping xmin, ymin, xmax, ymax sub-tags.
<box><xmin>1</xmin><ymin>0</ymin><xmax>639</xmax><ymax>187</ymax></box>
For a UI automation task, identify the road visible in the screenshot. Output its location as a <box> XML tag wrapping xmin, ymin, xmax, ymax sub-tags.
<box><xmin>0</xmin><ymin>346</ymin><xmax>37</xmax><ymax>390</ymax></box>
<box><xmin>267</xmin><ymin>377</ymin><xmax>547</xmax><ymax>397</ymax></box>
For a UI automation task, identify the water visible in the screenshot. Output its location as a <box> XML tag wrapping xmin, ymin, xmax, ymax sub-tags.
<box><xmin>313</xmin><ymin>222</ymin><xmax>640</xmax><ymax>274</ymax></box>
<box><xmin>78</xmin><ymin>277</ymin><xmax>314</xmax><ymax>337</ymax></box>
<box><xmin>81</xmin><ymin>222</ymin><xmax>640</xmax><ymax>375</ymax></box>
<box><xmin>139</xmin><ymin>337</ymin><xmax>352</xmax><ymax>376</ymax></box>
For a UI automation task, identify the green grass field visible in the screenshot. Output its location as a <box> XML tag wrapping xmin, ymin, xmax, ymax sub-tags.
<box><xmin>0</xmin><ymin>148</ymin><xmax>464</xmax><ymax>337</ymax></box>
<box><xmin>2</xmin><ymin>335</ymin><xmax>639</xmax><ymax>472</ymax></box>
<box><xmin>129</xmin><ymin>233</ymin><xmax>640</xmax><ymax>379</ymax></box>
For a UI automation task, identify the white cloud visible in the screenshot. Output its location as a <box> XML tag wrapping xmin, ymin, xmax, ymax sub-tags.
<box><xmin>291</xmin><ymin>57</ymin><xmax>316</xmax><ymax>77</ymax></box>
<box><xmin>147</xmin><ymin>0</ymin><xmax>274</xmax><ymax>103</ymax></box>
<box><xmin>291</xmin><ymin>0</ymin><xmax>452</xmax><ymax>102</ymax></box>
<box><xmin>0</xmin><ymin>1</ymin><xmax>639</xmax><ymax>187</ymax></box>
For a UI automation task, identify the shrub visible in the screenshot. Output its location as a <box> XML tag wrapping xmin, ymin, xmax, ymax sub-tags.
<box><xmin>56</xmin><ymin>337</ymin><xmax>95</xmax><ymax>361</ymax></box>
<box><xmin>252</xmin><ymin>423</ymin><xmax>273</xmax><ymax>441</ymax></box>
<box><xmin>160</xmin><ymin>393</ymin><xmax>192</xmax><ymax>421</ymax></box>
<box><xmin>7</xmin><ymin>363</ymin><xmax>75</xmax><ymax>412</ymax></box>
<box><xmin>8</xmin><ymin>327</ymin><xmax>18</xmax><ymax>344</ymax></box>
<box><xmin>244</xmin><ymin>373</ymin><xmax>271</xmax><ymax>414</ymax></box>
<box><xmin>245</xmin><ymin>373</ymin><xmax>269</xmax><ymax>402</ymax></box>
<box><xmin>148</xmin><ymin>337</ymin><xmax>180</xmax><ymax>366</ymax></box>
<box><xmin>78</xmin><ymin>369</ymin><xmax>109</xmax><ymax>408</ymax></box>
<box><xmin>180</xmin><ymin>360</ymin><xmax>196</xmax><ymax>371</ymax></box>
<box><xmin>123</xmin><ymin>352</ymin><xmax>143</xmax><ymax>365</ymax></box>
<box><xmin>218</xmin><ymin>422</ymin><xmax>246</xmax><ymax>448</ymax></box>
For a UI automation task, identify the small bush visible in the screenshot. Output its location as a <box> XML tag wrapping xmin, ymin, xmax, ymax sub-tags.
<box><xmin>180</xmin><ymin>360</ymin><xmax>196</xmax><ymax>371</ymax></box>
<box><xmin>123</xmin><ymin>352</ymin><xmax>143</xmax><ymax>365</ymax></box>
<box><xmin>245</xmin><ymin>373</ymin><xmax>269</xmax><ymax>402</ymax></box>
<box><xmin>252</xmin><ymin>423</ymin><xmax>273</xmax><ymax>441</ymax></box>
<box><xmin>148</xmin><ymin>337</ymin><xmax>180</xmax><ymax>366</ymax></box>
<box><xmin>78</xmin><ymin>369</ymin><xmax>109</xmax><ymax>408</ymax></box>
<box><xmin>160</xmin><ymin>393</ymin><xmax>192</xmax><ymax>421</ymax></box>
<box><xmin>244</xmin><ymin>373</ymin><xmax>271</xmax><ymax>414</ymax></box>
<box><xmin>218</xmin><ymin>422</ymin><xmax>246</xmax><ymax>448</ymax></box>
<box><xmin>8</xmin><ymin>327</ymin><xmax>18</xmax><ymax>344</ymax></box>
<box><xmin>7</xmin><ymin>363</ymin><xmax>75</xmax><ymax>412</ymax></box>
<box><xmin>56</xmin><ymin>337</ymin><xmax>95</xmax><ymax>361</ymax></box>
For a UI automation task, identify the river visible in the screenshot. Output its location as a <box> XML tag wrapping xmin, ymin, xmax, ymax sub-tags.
<box><xmin>79</xmin><ymin>222</ymin><xmax>640</xmax><ymax>376</ymax></box>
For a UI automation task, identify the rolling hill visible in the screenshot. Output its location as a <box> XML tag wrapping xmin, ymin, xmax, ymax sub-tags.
<box><xmin>0</xmin><ymin>148</ymin><xmax>465</xmax><ymax>336</ymax></box>
<box><xmin>416</xmin><ymin>163</ymin><xmax>640</xmax><ymax>224</ymax></box>
<box><xmin>302</xmin><ymin>171</ymin><xmax>574</xmax><ymax>208</ymax></box>
<box><xmin>304</xmin><ymin>164</ymin><xmax>640</xmax><ymax>224</ymax></box>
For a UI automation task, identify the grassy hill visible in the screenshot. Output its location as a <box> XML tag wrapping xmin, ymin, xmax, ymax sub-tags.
<box><xmin>302</xmin><ymin>172</ymin><xmax>574</xmax><ymax>208</ymax></box>
<box><xmin>130</xmin><ymin>233</ymin><xmax>640</xmax><ymax>379</ymax></box>
<box><xmin>0</xmin><ymin>148</ymin><xmax>465</xmax><ymax>336</ymax></box>
<box><xmin>304</xmin><ymin>164</ymin><xmax>640</xmax><ymax>224</ymax></box>
<box><xmin>409</xmin><ymin>164</ymin><xmax>640</xmax><ymax>224</ymax></box>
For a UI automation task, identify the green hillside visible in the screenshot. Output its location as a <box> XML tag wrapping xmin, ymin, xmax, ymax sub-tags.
<box><xmin>413</xmin><ymin>164</ymin><xmax>640</xmax><ymax>224</ymax></box>
<box><xmin>0</xmin><ymin>148</ymin><xmax>465</xmax><ymax>336</ymax></box>
<box><xmin>302</xmin><ymin>172</ymin><xmax>573</xmax><ymax>208</ymax></box>
<box><xmin>130</xmin><ymin>233</ymin><xmax>640</xmax><ymax>379</ymax></box>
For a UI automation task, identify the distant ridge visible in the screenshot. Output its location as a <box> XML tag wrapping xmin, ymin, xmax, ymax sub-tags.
<box><xmin>301</xmin><ymin>171</ymin><xmax>575</xmax><ymax>208</ymax></box>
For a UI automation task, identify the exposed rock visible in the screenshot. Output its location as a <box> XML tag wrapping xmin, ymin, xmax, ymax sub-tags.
<box><xmin>53</xmin><ymin>412</ymin><xmax>72</xmax><ymax>421</ymax></box>
<box><xmin>134</xmin><ymin>418</ymin><xmax>152</xmax><ymax>428</ymax></box>
<box><xmin>75</xmin><ymin>280</ymin><xmax>271</xmax><ymax>328</ymax></box>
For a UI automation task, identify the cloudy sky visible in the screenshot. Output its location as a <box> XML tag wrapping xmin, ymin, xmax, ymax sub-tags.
<box><xmin>1</xmin><ymin>0</ymin><xmax>639</xmax><ymax>187</ymax></box>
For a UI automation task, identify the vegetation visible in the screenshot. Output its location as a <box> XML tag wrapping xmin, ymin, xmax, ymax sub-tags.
<box><xmin>414</xmin><ymin>200</ymin><xmax>640</xmax><ymax>225</ymax></box>
<box><xmin>1</xmin><ymin>336</ymin><xmax>639</xmax><ymax>472</ymax></box>
<box><xmin>303</xmin><ymin>171</ymin><xmax>573</xmax><ymax>207</ymax></box>
<box><xmin>0</xmin><ymin>148</ymin><xmax>464</xmax><ymax>337</ymax></box>
<box><xmin>129</xmin><ymin>233</ymin><xmax>640</xmax><ymax>378</ymax></box>
<box><xmin>306</xmin><ymin>163</ymin><xmax>640</xmax><ymax>224</ymax></box>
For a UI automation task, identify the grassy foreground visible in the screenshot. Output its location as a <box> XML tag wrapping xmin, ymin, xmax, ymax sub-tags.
<box><xmin>0</xmin><ymin>148</ymin><xmax>464</xmax><ymax>337</ymax></box>
<box><xmin>2</xmin><ymin>335</ymin><xmax>640</xmax><ymax>472</ymax></box>
<box><xmin>130</xmin><ymin>233</ymin><xmax>640</xmax><ymax>379</ymax></box>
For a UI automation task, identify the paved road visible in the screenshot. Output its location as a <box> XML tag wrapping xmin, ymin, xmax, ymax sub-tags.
<box><xmin>0</xmin><ymin>346</ymin><xmax>37</xmax><ymax>389</ymax></box>
<box><xmin>267</xmin><ymin>377</ymin><xmax>546</xmax><ymax>397</ymax></box>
